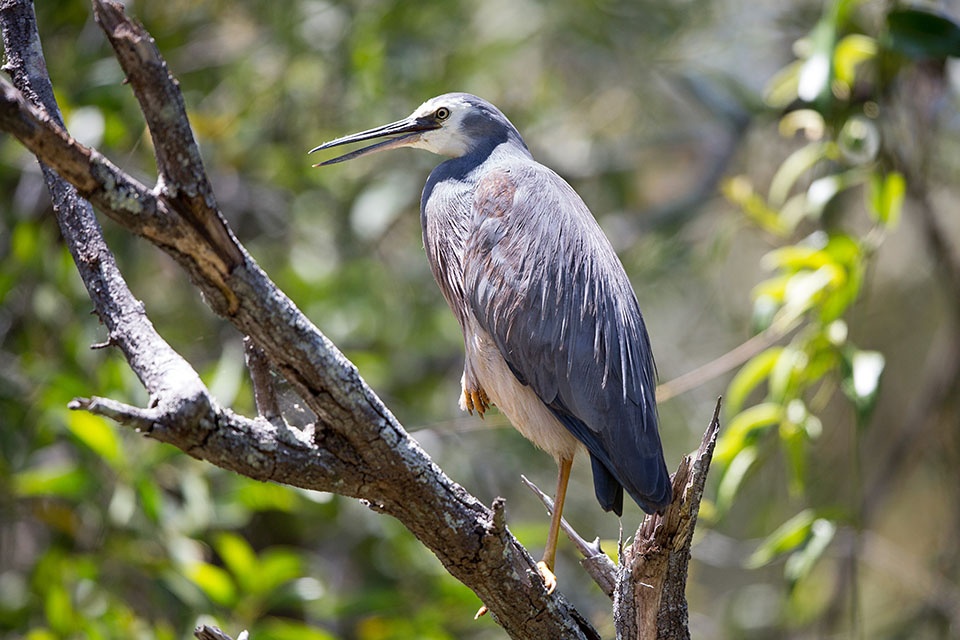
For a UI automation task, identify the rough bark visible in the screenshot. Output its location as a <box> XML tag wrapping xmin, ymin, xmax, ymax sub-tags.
<box><xmin>614</xmin><ymin>401</ymin><xmax>720</xmax><ymax>639</ymax></box>
<box><xmin>0</xmin><ymin>1</ymin><xmax>720</xmax><ymax>637</ymax></box>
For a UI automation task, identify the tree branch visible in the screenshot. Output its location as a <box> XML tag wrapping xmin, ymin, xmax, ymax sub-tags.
<box><xmin>92</xmin><ymin>0</ymin><xmax>244</xmax><ymax>275</ymax></box>
<box><xmin>0</xmin><ymin>0</ymin><xmax>208</xmax><ymax>409</ymax></box>
<box><xmin>194</xmin><ymin>625</ymin><xmax>245</xmax><ymax>640</ymax></box>
<box><xmin>0</xmin><ymin>1</ymin><xmax>599</xmax><ymax>637</ymax></box>
<box><xmin>615</xmin><ymin>398</ymin><xmax>722</xmax><ymax>640</ymax></box>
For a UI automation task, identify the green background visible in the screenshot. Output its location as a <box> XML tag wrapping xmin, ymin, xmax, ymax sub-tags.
<box><xmin>2</xmin><ymin>0</ymin><xmax>959</xmax><ymax>638</ymax></box>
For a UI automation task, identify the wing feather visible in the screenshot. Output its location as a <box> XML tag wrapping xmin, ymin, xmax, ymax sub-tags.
<box><xmin>463</xmin><ymin>163</ymin><xmax>671</xmax><ymax>514</ymax></box>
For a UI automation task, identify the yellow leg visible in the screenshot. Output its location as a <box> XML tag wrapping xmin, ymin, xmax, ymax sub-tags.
<box><xmin>537</xmin><ymin>456</ymin><xmax>573</xmax><ymax>594</ymax></box>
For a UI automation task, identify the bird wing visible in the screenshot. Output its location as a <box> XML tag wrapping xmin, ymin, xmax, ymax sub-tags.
<box><xmin>463</xmin><ymin>163</ymin><xmax>671</xmax><ymax>515</ymax></box>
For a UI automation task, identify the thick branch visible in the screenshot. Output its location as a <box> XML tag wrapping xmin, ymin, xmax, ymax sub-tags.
<box><xmin>0</xmin><ymin>0</ymin><xmax>205</xmax><ymax>408</ymax></box>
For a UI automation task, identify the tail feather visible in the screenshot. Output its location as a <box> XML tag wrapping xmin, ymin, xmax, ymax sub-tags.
<box><xmin>589</xmin><ymin>453</ymin><xmax>624</xmax><ymax>516</ymax></box>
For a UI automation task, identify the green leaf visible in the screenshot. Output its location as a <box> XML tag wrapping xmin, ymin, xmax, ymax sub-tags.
<box><xmin>255</xmin><ymin>618</ymin><xmax>338</xmax><ymax>640</ymax></box>
<box><xmin>215</xmin><ymin>533</ymin><xmax>259</xmax><ymax>592</ymax></box>
<box><xmin>746</xmin><ymin>509</ymin><xmax>816</xmax><ymax>568</ymax></box>
<box><xmin>716</xmin><ymin>402</ymin><xmax>784</xmax><ymax>465</ymax></box>
<box><xmin>257</xmin><ymin>549</ymin><xmax>303</xmax><ymax>595</ymax></box>
<box><xmin>11</xmin><ymin>222</ymin><xmax>42</xmax><ymax>266</ymax></box>
<box><xmin>764</xmin><ymin>60</ymin><xmax>804</xmax><ymax>108</ymax></box>
<box><xmin>14</xmin><ymin>464</ymin><xmax>91</xmax><ymax>500</ymax></box>
<box><xmin>233</xmin><ymin>480</ymin><xmax>300</xmax><ymax>512</ymax></box>
<box><xmin>722</xmin><ymin>176</ymin><xmax>790</xmax><ymax>236</ymax></box>
<box><xmin>768</xmin><ymin>143</ymin><xmax>831</xmax><ymax>208</ymax></box>
<box><xmin>784</xmin><ymin>518</ymin><xmax>836</xmax><ymax>587</ymax></box>
<box><xmin>65</xmin><ymin>411</ymin><xmax>123</xmax><ymax>468</ymax></box>
<box><xmin>886</xmin><ymin>8</ymin><xmax>960</xmax><ymax>60</ymax></box>
<box><xmin>185</xmin><ymin>562</ymin><xmax>237</xmax><ymax>607</ymax></box>
<box><xmin>868</xmin><ymin>170</ymin><xmax>906</xmax><ymax>228</ymax></box>
<box><xmin>716</xmin><ymin>446</ymin><xmax>759</xmax><ymax>514</ymax></box>
<box><xmin>43</xmin><ymin>582</ymin><xmax>74</xmax><ymax>635</ymax></box>
<box><xmin>752</xmin><ymin>274</ymin><xmax>792</xmax><ymax>305</ymax></box>
<box><xmin>834</xmin><ymin>34</ymin><xmax>877</xmax><ymax>86</ymax></box>
<box><xmin>782</xmin><ymin>266</ymin><xmax>840</xmax><ymax>318</ymax></box>
<box><xmin>727</xmin><ymin>347</ymin><xmax>783</xmax><ymax>417</ymax></box>
<box><xmin>822</xmin><ymin>234</ymin><xmax>860</xmax><ymax>267</ymax></box>
<box><xmin>768</xmin><ymin>345</ymin><xmax>806</xmax><ymax>403</ymax></box>
<box><xmin>136</xmin><ymin>476</ymin><xmax>164</xmax><ymax>523</ymax></box>
<box><xmin>780</xmin><ymin>405</ymin><xmax>808</xmax><ymax>496</ymax></box>
<box><xmin>762</xmin><ymin>245</ymin><xmax>828</xmax><ymax>273</ymax></box>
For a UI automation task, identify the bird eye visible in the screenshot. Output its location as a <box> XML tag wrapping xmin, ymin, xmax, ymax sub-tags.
<box><xmin>435</xmin><ymin>107</ymin><xmax>450</xmax><ymax>121</ymax></box>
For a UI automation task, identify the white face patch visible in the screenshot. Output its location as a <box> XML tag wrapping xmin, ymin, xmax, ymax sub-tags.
<box><xmin>407</xmin><ymin>95</ymin><xmax>474</xmax><ymax>158</ymax></box>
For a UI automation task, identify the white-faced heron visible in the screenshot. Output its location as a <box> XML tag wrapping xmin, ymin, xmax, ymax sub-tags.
<box><xmin>310</xmin><ymin>93</ymin><xmax>671</xmax><ymax>593</ymax></box>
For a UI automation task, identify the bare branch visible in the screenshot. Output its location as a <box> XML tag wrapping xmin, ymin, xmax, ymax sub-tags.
<box><xmin>522</xmin><ymin>474</ymin><xmax>618</xmax><ymax>598</ymax></box>
<box><xmin>615</xmin><ymin>398</ymin><xmax>722</xmax><ymax>640</ymax></box>
<box><xmin>0</xmin><ymin>0</ymin><xmax>207</xmax><ymax>405</ymax></box>
<box><xmin>657</xmin><ymin>316</ymin><xmax>800</xmax><ymax>402</ymax></box>
<box><xmin>194</xmin><ymin>625</ymin><xmax>244</xmax><ymax>640</ymax></box>
<box><xmin>92</xmin><ymin>0</ymin><xmax>243</xmax><ymax>271</ymax></box>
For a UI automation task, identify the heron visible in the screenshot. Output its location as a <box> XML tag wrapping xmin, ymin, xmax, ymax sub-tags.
<box><xmin>310</xmin><ymin>93</ymin><xmax>671</xmax><ymax>593</ymax></box>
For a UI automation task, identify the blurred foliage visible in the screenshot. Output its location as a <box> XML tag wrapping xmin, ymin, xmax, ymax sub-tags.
<box><xmin>715</xmin><ymin>0</ymin><xmax>960</xmax><ymax>636</ymax></box>
<box><xmin>2</xmin><ymin>0</ymin><xmax>959</xmax><ymax>638</ymax></box>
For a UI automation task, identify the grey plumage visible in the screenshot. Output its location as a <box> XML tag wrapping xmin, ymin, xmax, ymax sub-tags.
<box><xmin>312</xmin><ymin>92</ymin><xmax>670</xmax><ymax>519</ymax></box>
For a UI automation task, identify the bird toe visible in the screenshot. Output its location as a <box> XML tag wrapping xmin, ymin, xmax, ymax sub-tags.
<box><xmin>463</xmin><ymin>387</ymin><xmax>491</xmax><ymax>418</ymax></box>
<box><xmin>536</xmin><ymin>561</ymin><xmax>558</xmax><ymax>594</ymax></box>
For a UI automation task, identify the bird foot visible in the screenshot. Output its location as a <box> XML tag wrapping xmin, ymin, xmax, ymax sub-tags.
<box><xmin>463</xmin><ymin>387</ymin><xmax>491</xmax><ymax>418</ymax></box>
<box><xmin>536</xmin><ymin>561</ymin><xmax>558</xmax><ymax>594</ymax></box>
<box><xmin>474</xmin><ymin>605</ymin><xmax>488</xmax><ymax>619</ymax></box>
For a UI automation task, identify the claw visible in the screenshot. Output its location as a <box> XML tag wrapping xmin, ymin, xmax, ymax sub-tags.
<box><xmin>536</xmin><ymin>561</ymin><xmax>558</xmax><ymax>594</ymax></box>
<box><xmin>463</xmin><ymin>388</ymin><xmax>491</xmax><ymax>418</ymax></box>
<box><xmin>474</xmin><ymin>605</ymin><xmax>488</xmax><ymax>619</ymax></box>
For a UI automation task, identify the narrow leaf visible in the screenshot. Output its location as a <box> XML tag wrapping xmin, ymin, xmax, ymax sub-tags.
<box><xmin>716</xmin><ymin>402</ymin><xmax>784</xmax><ymax>465</ymax></box>
<box><xmin>215</xmin><ymin>532</ymin><xmax>259</xmax><ymax>592</ymax></box>
<box><xmin>185</xmin><ymin>562</ymin><xmax>237</xmax><ymax>607</ymax></box>
<box><xmin>14</xmin><ymin>465</ymin><xmax>90</xmax><ymax>499</ymax></box>
<box><xmin>746</xmin><ymin>509</ymin><xmax>816</xmax><ymax>568</ymax></box>
<box><xmin>716</xmin><ymin>446</ymin><xmax>759</xmax><ymax>514</ymax></box>
<box><xmin>65</xmin><ymin>411</ymin><xmax>123</xmax><ymax>468</ymax></box>
<box><xmin>868</xmin><ymin>170</ymin><xmax>906</xmax><ymax>228</ymax></box>
<box><xmin>727</xmin><ymin>347</ymin><xmax>783</xmax><ymax>418</ymax></box>
<box><xmin>785</xmin><ymin>518</ymin><xmax>837</xmax><ymax>587</ymax></box>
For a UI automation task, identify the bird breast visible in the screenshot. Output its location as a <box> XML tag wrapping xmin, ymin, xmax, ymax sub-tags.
<box><xmin>462</xmin><ymin>321</ymin><xmax>581</xmax><ymax>462</ymax></box>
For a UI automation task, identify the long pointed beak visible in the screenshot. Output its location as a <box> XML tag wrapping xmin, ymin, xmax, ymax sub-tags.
<box><xmin>309</xmin><ymin>115</ymin><xmax>440</xmax><ymax>166</ymax></box>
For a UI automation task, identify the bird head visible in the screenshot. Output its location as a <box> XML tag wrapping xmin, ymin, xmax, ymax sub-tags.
<box><xmin>310</xmin><ymin>93</ymin><xmax>525</xmax><ymax>165</ymax></box>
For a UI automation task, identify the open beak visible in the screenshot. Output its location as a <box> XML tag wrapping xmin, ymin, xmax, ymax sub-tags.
<box><xmin>309</xmin><ymin>115</ymin><xmax>441</xmax><ymax>166</ymax></box>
